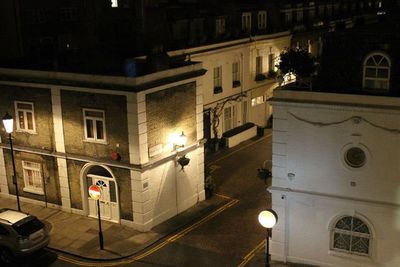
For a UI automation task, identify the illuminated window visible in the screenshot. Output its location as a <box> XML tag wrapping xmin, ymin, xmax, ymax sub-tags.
<box><xmin>214</xmin><ymin>66</ymin><xmax>222</xmax><ymax>89</ymax></box>
<box><xmin>22</xmin><ymin>161</ymin><xmax>43</xmax><ymax>195</ymax></box>
<box><xmin>83</xmin><ymin>109</ymin><xmax>106</xmax><ymax>143</ymax></box>
<box><xmin>15</xmin><ymin>101</ymin><xmax>36</xmax><ymax>133</ymax></box>
<box><xmin>251</xmin><ymin>96</ymin><xmax>264</xmax><ymax>107</ymax></box>
<box><xmin>258</xmin><ymin>11</ymin><xmax>267</xmax><ymax>30</ymax></box>
<box><xmin>242</xmin><ymin>12</ymin><xmax>252</xmax><ymax>32</ymax></box>
<box><xmin>331</xmin><ymin>216</ymin><xmax>371</xmax><ymax>256</ymax></box>
<box><xmin>111</xmin><ymin>0</ymin><xmax>118</xmax><ymax>7</ymax></box>
<box><xmin>363</xmin><ymin>53</ymin><xmax>391</xmax><ymax>89</ymax></box>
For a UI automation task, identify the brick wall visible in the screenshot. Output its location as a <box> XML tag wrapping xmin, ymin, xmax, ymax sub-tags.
<box><xmin>146</xmin><ymin>82</ymin><xmax>197</xmax><ymax>155</ymax></box>
<box><xmin>0</xmin><ymin>85</ymin><xmax>54</xmax><ymax>150</ymax></box>
<box><xmin>61</xmin><ymin>90</ymin><xmax>129</xmax><ymax>162</ymax></box>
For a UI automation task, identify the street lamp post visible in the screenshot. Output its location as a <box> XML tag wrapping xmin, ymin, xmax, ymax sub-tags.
<box><xmin>258</xmin><ymin>209</ymin><xmax>278</xmax><ymax>267</ymax></box>
<box><xmin>2</xmin><ymin>112</ymin><xmax>21</xmax><ymax>211</ymax></box>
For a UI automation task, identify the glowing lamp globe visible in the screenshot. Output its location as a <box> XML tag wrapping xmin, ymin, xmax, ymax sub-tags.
<box><xmin>2</xmin><ymin>112</ymin><xmax>13</xmax><ymax>134</ymax></box>
<box><xmin>176</xmin><ymin>131</ymin><xmax>187</xmax><ymax>147</ymax></box>
<box><xmin>258</xmin><ymin>210</ymin><xmax>278</xmax><ymax>229</ymax></box>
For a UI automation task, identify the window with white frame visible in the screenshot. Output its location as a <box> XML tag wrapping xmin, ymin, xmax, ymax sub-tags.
<box><xmin>363</xmin><ymin>53</ymin><xmax>390</xmax><ymax>89</ymax></box>
<box><xmin>213</xmin><ymin>66</ymin><xmax>222</xmax><ymax>88</ymax></box>
<box><xmin>83</xmin><ymin>109</ymin><xmax>106</xmax><ymax>142</ymax></box>
<box><xmin>223</xmin><ymin>106</ymin><xmax>233</xmax><ymax>132</ymax></box>
<box><xmin>258</xmin><ymin>11</ymin><xmax>267</xmax><ymax>30</ymax></box>
<box><xmin>256</xmin><ymin>56</ymin><xmax>263</xmax><ymax>75</ymax></box>
<box><xmin>216</xmin><ymin>17</ymin><xmax>226</xmax><ymax>36</ymax></box>
<box><xmin>22</xmin><ymin>161</ymin><xmax>43</xmax><ymax>194</ymax></box>
<box><xmin>15</xmin><ymin>101</ymin><xmax>36</xmax><ymax>133</ymax></box>
<box><xmin>232</xmin><ymin>61</ymin><xmax>240</xmax><ymax>84</ymax></box>
<box><xmin>242</xmin><ymin>12</ymin><xmax>251</xmax><ymax>32</ymax></box>
<box><xmin>251</xmin><ymin>96</ymin><xmax>264</xmax><ymax>107</ymax></box>
<box><xmin>268</xmin><ymin>53</ymin><xmax>275</xmax><ymax>72</ymax></box>
<box><xmin>331</xmin><ymin>216</ymin><xmax>371</xmax><ymax>256</ymax></box>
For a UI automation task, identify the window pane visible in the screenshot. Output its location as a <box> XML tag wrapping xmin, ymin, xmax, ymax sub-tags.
<box><xmin>86</xmin><ymin>119</ymin><xmax>94</xmax><ymax>138</ymax></box>
<box><xmin>85</xmin><ymin>110</ymin><xmax>103</xmax><ymax>118</ymax></box>
<box><xmin>17</xmin><ymin>103</ymin><xmax>33</xmax><ymax>110</ymax></box>
<box><xmin>352</xmin><ymin>218</ymin><xmax>370</xmax><ymax>234</ymax></box>
<box><xmin>351</xmin><ymin>236</ymin><xmax>369</xmax><ymax>254</ymax></box>
<box><xmin>365</xmin><ymin>68</ymin><xmax>376</xmax><ymax>78</ymax></box>
<box><xmin>109</xmin><ymin>181</ymin><xmax>116</xmax><ymax>202</ymax></box>
<box><xmin>377</xmin><ymin>68</ymin><xmax>388</xmax><ymax>78</ymax></box>
<box><xmin>27</xmin><ymin>170</ymin><xmax>34</xmax><ymax>186</ymax></box>
<box><xmin>333</xmin><ymin>233</ymin><xmax>351</xmax><ymax>250</ymax></box>
<box><xmin>336</xmin><ymin>217</ymin><xmax>352</xmax><ymax>230</ymax></box>
<box><xmin>27</xmin><ymin>112</ymin><xmax>34</xmax><ymax>130</ymax></box>
<box><xmin>18</xmin><ymin>111</ymin><xmax>25</xmax><ymax>129</ymax></box>
<box><xmin>96</xmin><ymin>120</ymin><xmax>104</xmax><ymax>140</ymax></box>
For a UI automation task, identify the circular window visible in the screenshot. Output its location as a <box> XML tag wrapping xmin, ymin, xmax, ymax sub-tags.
<box><xmin>344</xmin><ymin>147</ymin><xmax>366</xmax><ymax>168</ymax></box>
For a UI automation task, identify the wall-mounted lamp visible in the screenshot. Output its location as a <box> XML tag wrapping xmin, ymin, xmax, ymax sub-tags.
<box><xmin>174</xmin><ymin>131</ymin><xmax>190</xmax><ymax>169</ymax></box>
<box><xmin>174</xmin><ymin>131</ymin><xmax>187</xmax><ymax>149</ymax></box>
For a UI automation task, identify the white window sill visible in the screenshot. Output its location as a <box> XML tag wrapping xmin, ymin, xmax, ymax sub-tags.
<box><xmin>15</xmin><ymin>129</ymin><xmax>37</xmax><ymax>135</ymax></box>
<box><xmin>83</xmin><ymin>139</ymin><xmax>108</xmax><ymax>145</ymax></box>
<box><xmin>23</xmin><ymin>187</ymin><xmax>44</xmax><ymax>195</ymax></box>
<box><xmin>328</xmin><ymin>250</ymin><xmax>373</xmax><ymax>262</ymax></box>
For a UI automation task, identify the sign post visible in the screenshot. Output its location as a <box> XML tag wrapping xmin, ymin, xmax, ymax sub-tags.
<box><xmin>89</xmin><ymin>185</ymin><xmax>104</xmax><ymax>250</ymax></box>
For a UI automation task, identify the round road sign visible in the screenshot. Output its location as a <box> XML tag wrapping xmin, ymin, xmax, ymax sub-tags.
<box><xmin>88</xmin><ymin>185</ymin><xmax>101</xmax><ymax>200</ymax></box>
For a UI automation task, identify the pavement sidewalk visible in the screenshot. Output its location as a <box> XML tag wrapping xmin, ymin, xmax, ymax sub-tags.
<box><xmin>0</xmin><ymin>195</ymin><xmax>229</xmax><ymax>261</ymax></box>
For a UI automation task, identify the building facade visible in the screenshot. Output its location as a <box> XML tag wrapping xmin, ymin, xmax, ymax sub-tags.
<box><xmin>0</xmin><ymin>63</ymin><xmax>206</xmax><ymax>231</ymax></box>
<box><xmin>270</xmin><ymin>89</ymin><xmax>400</xmax><ymax>266</ymax></box>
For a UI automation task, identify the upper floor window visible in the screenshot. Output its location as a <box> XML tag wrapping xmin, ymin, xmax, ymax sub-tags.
<box><xmin>83</xmin><ymin>109</ymin><xmax>106</xmax><ymax>143</ymax></box>
<box><xmin>258</xmin><ymin>11</ymin><xmax>267</xmax><ymax>30</ymax></box>
<box><xmin>112</xmin><ymin>0</ymin><xmax>130</xmax><ymax>8</ymax></box>
<box><xmin>331</xmin><ymin>215</ymin><xmax>372</xmax><ymax>256</ymax></box>
<box><xmin>28</xmin><ymin>9</ymin><xmax>46</xmax><ymax>24</ymax></box>
<box><xmin>213</xmin><ymin>66</ymin><xmax>222</xmax><ymax>93</ymax></box>
<box><xmin>232</xmin><ymin>61</ymin><xmax>241</xmax><ymax>86</ymax></box>
<box><xmin>216</xmin><ymin>17</ymin><xmax>226</xmax><ymax>36</ymax></box>
<box><xmin>256</xmin><ymin>56</ymin><xmax>263</xmax><ymax>75</ymax></box>
<box><xmin>60</xmin><ymin>7</ymin><xmax>78</xmax><ymax>22</ymax></box>
<box><xmin>22</xmin><ymin>161</ymin><xmax>43</xmax><ymax>195</ymax></box>
<box><xmin>251</xmin><ymin>96</ymin><xmax>264</xmax><ymax>107</ymax></box>
<box><xmin>15</xmin><ymin>101</ymin><xmax>36</xmax><ymax>133</ymax></box>
<box><xmin>285</xmin><ymin>11</ymin><xmax>293</xmax><ymax>24</ymax></box>
<box><xmin>363</xmin><ymin>53</ymin><xmax>391</xmax><ymax>89</ymax></box>
<box><xmin>242</xmin><ymin>12</ymin><xmax>252</xmax><ymax>32</ymax></box>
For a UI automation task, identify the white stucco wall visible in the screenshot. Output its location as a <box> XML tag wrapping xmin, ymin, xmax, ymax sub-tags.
<box><xmin>270</xmin><ymin>89</ymin><xmax>400</xmax><ymax>266</ymax></box>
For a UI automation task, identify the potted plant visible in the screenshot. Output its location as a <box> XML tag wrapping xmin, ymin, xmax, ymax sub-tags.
<box><xmin>205</xmin><ymin>175</ymin><xmax>216</xmax><ymax>198</ymax></box>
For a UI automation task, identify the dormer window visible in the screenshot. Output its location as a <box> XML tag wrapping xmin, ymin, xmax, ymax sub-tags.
<box><xmin>216</xmin><ymin>17</ymin><xmax>226</xmax><ymax>36</ymax></box>
<box><xmin>363</xmin><ymin>52</ymin><xmax>391</xmax><ymax>89</ymax></box>
<box><xmin>242</xmin><ymin>12</ymin><xmax>251</xmax><ymax>32</ymax></box>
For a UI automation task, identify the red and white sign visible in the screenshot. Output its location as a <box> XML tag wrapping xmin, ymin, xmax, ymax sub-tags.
<box><xmin>88</xmin><ymin>185</ymin><xmax>101</xmax><ymax>200</ymax></box>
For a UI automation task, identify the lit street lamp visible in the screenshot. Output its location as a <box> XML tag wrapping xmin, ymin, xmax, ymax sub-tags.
<box><xmin>2</xmin><ymin>112</ymin><xmax>21</xmax><ymax>211</ymax></box>
<box><xmin>258</xmin><ymin>209</ymin><xmax>278</xmax><ymax>267</ymax></box>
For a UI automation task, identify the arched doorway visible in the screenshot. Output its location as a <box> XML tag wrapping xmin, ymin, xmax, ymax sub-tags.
<box><xmin>80</xmin><ymin>164</ymin><xmax>120</xmax><ymax>223</ymax></box>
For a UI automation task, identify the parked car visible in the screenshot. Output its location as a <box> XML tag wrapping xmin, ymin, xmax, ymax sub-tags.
<box><xmin>0</xmin><ymin>208</ymin><xmax>50</xmax><ymax>264</ymax></box>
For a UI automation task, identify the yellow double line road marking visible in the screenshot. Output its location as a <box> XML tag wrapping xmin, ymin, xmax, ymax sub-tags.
<box><xmin>59</xmin><ymin>194</ymin><xmax>239</xmax><ymax>266</ymax></box>
<box><xmin>237</xmin><ymin>239</ymin><xmax>265</xmax><ymax>267</ymax></box>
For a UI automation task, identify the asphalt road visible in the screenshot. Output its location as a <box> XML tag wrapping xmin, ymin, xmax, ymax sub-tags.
<box><xmin>22</xmin><ymin>133</ymin><xmax>272</xmax><ymax>267</ymax></box>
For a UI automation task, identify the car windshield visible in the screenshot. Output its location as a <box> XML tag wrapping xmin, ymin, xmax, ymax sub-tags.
<box><xmin>12</xmin><ymin>217</ymin><xmax>44</xmax><ymax>236</ymax></box>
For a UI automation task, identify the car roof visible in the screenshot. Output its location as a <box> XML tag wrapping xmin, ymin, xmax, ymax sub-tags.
<box><xmin>0</xmin><ymin>209</ymin><xmax>30</xmax><ymax>225</ymax></box>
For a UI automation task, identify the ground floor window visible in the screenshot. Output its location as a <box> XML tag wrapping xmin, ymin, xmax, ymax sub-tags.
<box><xmin>331</xmin><ymin>215</ymin><xmax>371</xmax><ymax>256</ymax></box>
<box><xmin>22</xmin><ymin>161</ymin><xmax>43</xmax><ymax>195</ymax></box>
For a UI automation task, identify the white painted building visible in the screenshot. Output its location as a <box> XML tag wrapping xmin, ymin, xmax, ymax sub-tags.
<box><xmin>169</xmin><ymin>31</ymin><xmax>291</xmax><ymax>141</ymax></box>
<box><xmin>270</xmin><ymin>89</ymin><xmax>400</xmax><ymax>266</ymax></box>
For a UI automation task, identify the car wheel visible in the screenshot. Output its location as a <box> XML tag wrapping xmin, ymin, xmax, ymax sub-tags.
<box><xmin>0</xmin><ymin>247</ymin><xmax>14</xmax><ymax>265</ymax></box>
